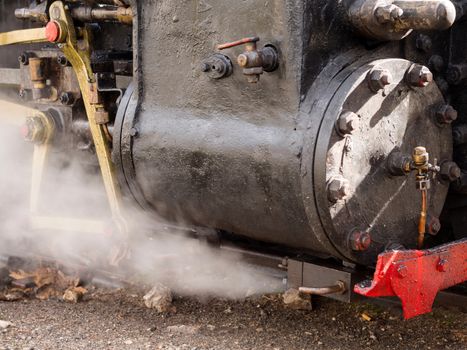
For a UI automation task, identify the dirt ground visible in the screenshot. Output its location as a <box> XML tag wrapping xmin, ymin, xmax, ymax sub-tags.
<box><xmin>0</xmin><ymin>288</ymin><xmax>465</xmax><ymax>350</ymax></box>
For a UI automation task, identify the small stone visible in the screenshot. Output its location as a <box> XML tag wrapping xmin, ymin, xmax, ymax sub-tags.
<box><xmin>63</xmin><ymin>287</ymin><xmax>86</xmax><ymax>304</ymax></box>
<box><xmin>124</xmin><ymin>339</ymin><xmax>133</xmax><ymax>345</ymax></box>
<box><xmin>143</xmin><ymin>285</ymin><xmax>173</xmax><ymax>313</ymax></box>
<box><xmin>206</xmin><ymin>324</ymin><xmax>216</xmax><ymax>331</ymax></box>
<box><xmin>282</xmin><ymin>289</ymin><xmax>312</xmax><ymax>310</ymax></box>
<box><xmin>166</xmin><ymin>325</ymin><xmax>201</xmax><ymax>335</ymax></box>
<box><xmin>0</xmin><ymin>321</ymin><xmax>12</xmax><ymax>329</ymax></box>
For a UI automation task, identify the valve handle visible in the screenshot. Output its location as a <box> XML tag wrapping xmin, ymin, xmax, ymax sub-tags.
<box><xmin>217</xmin><ymin>36</ymin><xmax>259</xmax><ymax>50</ymax></box>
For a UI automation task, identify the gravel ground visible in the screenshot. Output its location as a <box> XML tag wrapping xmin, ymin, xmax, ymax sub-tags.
<box><xmin>0</xmin><ymin>289</ymin><xmax>465</xmax><ymax>350</ymax></box>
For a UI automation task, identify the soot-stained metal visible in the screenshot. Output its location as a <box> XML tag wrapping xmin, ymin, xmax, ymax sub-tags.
<box><xmin>0</xmin><ymin>0</ymin><xmax>466</xmax><ymax>318</ymax></box>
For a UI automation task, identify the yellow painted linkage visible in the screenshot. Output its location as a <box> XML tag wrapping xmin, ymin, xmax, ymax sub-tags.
<box><xmin>0</xmin><ymin>27</ymin><xmax>48</xmax><ymax>46</ymax></box>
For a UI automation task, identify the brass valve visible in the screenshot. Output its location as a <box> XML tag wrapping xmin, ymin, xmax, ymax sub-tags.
<box><xmin>217</xmin><ymin>37</ymin><xmax>278</xmax><ymax>83</ymax></box>
<box><xmin>410</xmin><ymin>146</ymin><xmax>440</xmax><ymax>248</ymax></box>
<box><xmin>387</xmin><ymin>146</ymin><xmax>444</xmax><ymax>248</ymax></box>
<box><xmin>410</xmin><ymin>146</ymin><xmax>440</xmax><ymax>191</ymax></box>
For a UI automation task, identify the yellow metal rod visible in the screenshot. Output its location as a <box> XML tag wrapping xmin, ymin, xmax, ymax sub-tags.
<box><xmin>0</xmin><ymin>27</ymin><xmax>47</xmax><ymax>46</ymax></box>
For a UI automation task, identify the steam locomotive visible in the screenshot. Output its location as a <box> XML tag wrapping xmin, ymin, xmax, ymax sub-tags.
<box><xmin>0</xmin><ymin>0</ymin><xmax>465</xmax><ymax>319</ymax></box>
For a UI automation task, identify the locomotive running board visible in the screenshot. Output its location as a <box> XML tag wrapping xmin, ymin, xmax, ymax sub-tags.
<box><xmin>354</xmin><ymin>239</ymin><xmax>467</xmax><ymax>319</ymax></box>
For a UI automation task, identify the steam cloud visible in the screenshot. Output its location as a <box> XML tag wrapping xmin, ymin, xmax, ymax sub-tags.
<box><xmin>0</xmin><ymin>100</ymin><xmax>284</xmax><ymax>299</ymax></box>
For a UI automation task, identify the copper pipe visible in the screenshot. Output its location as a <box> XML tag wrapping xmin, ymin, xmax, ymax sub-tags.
<box><xmin>102</xmin><ymin>124</ymin><xmax>113</xmax><ymax>143</ymax></box>
<box><xmin>217</xmin><ymin>37</ymin><xmax>259</xmax><ymax>50</ymax></box>
<box><xmin>418</xmin><ymin>189</ymin><xmax>427</xmax><ymax>248</ymax></box>
<box><xmin>299</xmin><ymin>281</ymin><xmax>346</xmax><ymax>296</ymax></box>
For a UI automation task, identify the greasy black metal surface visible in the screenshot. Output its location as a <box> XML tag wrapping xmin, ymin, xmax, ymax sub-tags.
<box><xmin>1</xmin><ymin>0</ymin><xmax>465</xmax><ymax>270</ymax></box>
<box><xmin>118</xmin><ymin>0</ymin><xmax>332</xmax><ymax>259</ymax></box>
<box><xmin>113</xmin><ymin>0</ymin><xmax>453</xmax><ymax>266</ymax></box>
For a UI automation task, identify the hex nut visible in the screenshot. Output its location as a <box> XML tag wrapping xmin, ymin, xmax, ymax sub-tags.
<box><xmin>368</xmin><ymin>68</ymin><xmax>392</xmax><ymax>92</ymax></box>
<box><xmin>349</xmin><ymin>230</ymin><xmax>372</xmax><ymax>251</ymax></box>
<box><xmin>59</xmin><ymin>92</ymin><xmax>74</xmax><ymax>105</ymax></box>
<box><xmin>446</xmin><ymin>65</ymin><xmax>466</xmax><ymax>85</ymax></box>
<box><xmin>440</xmin><ymin>161</ymin><xmax>461</xmax><ymax>182</ymax></box>
<box><xmin>436</xmin><ymin>104</ymin><xmax>458</xmax><ymax>125</ymax></box>
<box><xmin>21</xmin><ymin>116</ymin><xmax>46</xmax><ymax>144</ymax></box>
<box><xmin>428</xmin><ymin>55</ymin><xmax>444</xmax><ymax>73</ymax></box>
<box><xmin>426</xmin><ymin>216</ymin><xmax>441</xmax><ymax>236</ymax></box>
<box><xmin>415</xmin><ymin>34</ymin><xmax>432</xmax><ymax>53</ymax></box>
<box><xmin>406</xmin><ymin>65</ymin><xmax>433</xmax><ymax>87</ymax></box>
<box><xmin>374</xmin><ymin>5</ymin><xmax>403</xmax><ymax>24</ymax></box>
<box><xmin>327</xmin><ymin>177</ymin><xmax>350</xmax><ymax>203</ymax></box>
<box><xmin>337</xmin><ymin>111</ymin><xmax>359</xmax><ymax>135</ymax></box>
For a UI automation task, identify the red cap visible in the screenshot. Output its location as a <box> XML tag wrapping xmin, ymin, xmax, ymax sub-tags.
<box><xmin>45</xmin><ymin>21</ymin><xmax>61</xmax><ymax>43</ymax></box>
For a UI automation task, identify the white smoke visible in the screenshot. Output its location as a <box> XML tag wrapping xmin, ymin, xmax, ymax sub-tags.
<box><xmin>0</xmin><ymin>99</ymin><xmax>284</xmax><ymax>299</ymax></box>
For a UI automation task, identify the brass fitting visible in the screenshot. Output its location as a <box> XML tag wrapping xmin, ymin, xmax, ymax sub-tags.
<box><xmin>217</xmin><ymin>37</ymin><xmax>279</xmax><ymax>83</ymax></box>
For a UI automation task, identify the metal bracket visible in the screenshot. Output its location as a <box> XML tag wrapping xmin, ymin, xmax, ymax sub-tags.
<box><xmin>287</xmin><ymin>259</ymin><xmax>363</xmax><ymax>302</ymax></box>
<box><xmin>46</xmin><ymin>1</ymin><xmax>126</xmax><ymax>233</ymax></box>
<box><xmin>354</xmin><ymin>239</ymin><xmax>467</xmax><ymax>319</ymax></box>
<box><xmin>0</xmin><ymin>1</ymin><xmax>127</xmax><ymax>237</ymax></box>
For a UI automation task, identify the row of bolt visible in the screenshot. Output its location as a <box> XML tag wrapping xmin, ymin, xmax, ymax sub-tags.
<box><xmin>332</xmin><ymin>63</ymin><xmax>459</xmax><ymax>253</ymax></box>
<box><xmin>348</xmin><ymin>213</ymin><xmax>442</xmax><ymax>253</ymax></box>
<box><xmin>397</xmin><ymin>258</ymin><xmax>447</xmax><ymax>278</ymax></box>
<box><xmin>336</xmin><ymin>65</ymin><xmax>458</xmax><ymax>137</ymax></box>
<box><xmin>368</xmin><ymin>63</ymin><xmax>433</xmax><ymax>93</ymax></box>
<box><xmin>414</xmin><ymin>33</ymin><xmax>467</xmax><ymax>87</ymax></box>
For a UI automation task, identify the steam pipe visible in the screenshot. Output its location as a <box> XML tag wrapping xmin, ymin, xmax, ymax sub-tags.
<box><xmin>298</xmin><ymin>281</ymin><xmax>346</xmax><ymax>296</ymax></box>
<box><xmin>393</xmin><ymin>0</ymin><xmax>457</xmax><ymax>31</ymax></box>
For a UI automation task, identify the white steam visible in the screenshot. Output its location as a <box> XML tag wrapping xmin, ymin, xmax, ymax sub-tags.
<box><xmin>0</xmin><ymin>100</ymin><xmax>284</xmax><ymax>299</ymax></box>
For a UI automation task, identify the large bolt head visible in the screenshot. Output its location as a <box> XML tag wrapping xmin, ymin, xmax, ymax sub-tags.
<box><xmin>368</xmin><ymin>68</ymin><xmax>392</xmax><ymax>92</ymax></box>
<box><xmin>349</xmin><ymin>230</ymin><xmax>372</xmax><ymax>251</ymax></box>
<box><xmin>426</xmin><ymin>216</ymin><xmax>441</xmax><ymax>236</ymax></box>
<box><xmin>436</xmin><ymin>104</ymin><xmax>458</xmax><ymax>125</ymax></box>
<box><xmin>428</xmin><ymin>55</ymin><xmax>445</xmax><ymax>73</ymax></box>
<box><xmin>21</xmin><ymin>116</ymin><xmax>46</xmax><ymax>144</ymax></box>
<box><xmin>337</xmin><ymin>111</ymin><xmax>359</xmax><ymax>135</ymax></box>
<box><xmin>446</xmin><ymin>65</ymin><xmax>463</xmax><ymax>85</ymax></box>
<box><xmin>327</xmin><ymin>177</ymin><xmax>350</xmax><ymax>203</ymax></box>
<box><xmin>415</xmin><ymin>34</ymin><xmax>432</xmax><ymax>53</ymax></box>
<box><xmin>406</xmin><ymin>65</ymin><xmax>433</xmax><ymax>87</ymax></box>
<box><xmin>59</xmin><ymin>92</ymin><xmax>74</xmax><ymax>106</ymax></box>
<box><xmin>374</xmin><ymin>5</ymin><xmax>403</xmax><ymax>24</ymax></box>
<box><xmin>440</xmin><ymin>161</ymin><xmax>461</xmax><ymax>182</ymax></box>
